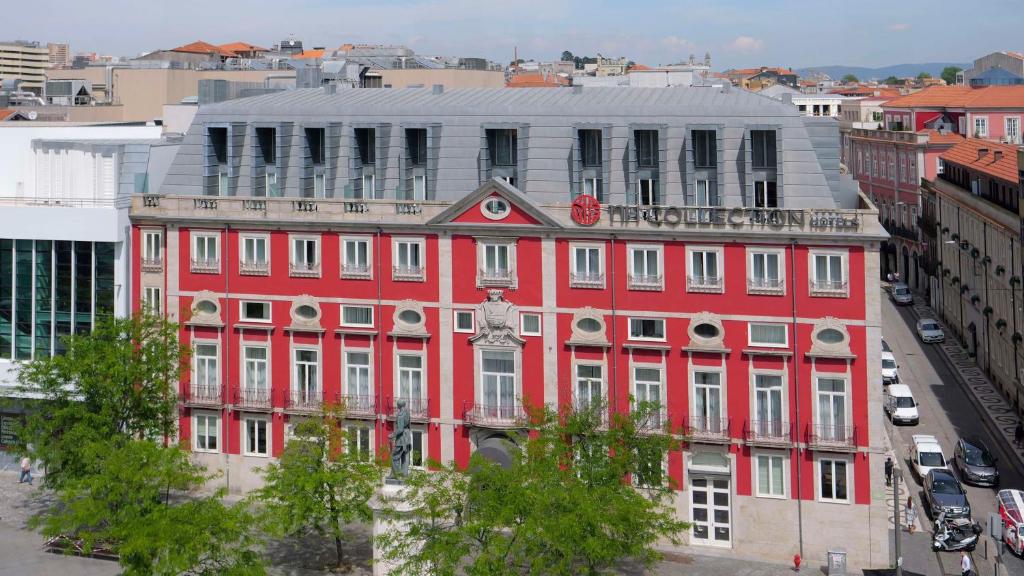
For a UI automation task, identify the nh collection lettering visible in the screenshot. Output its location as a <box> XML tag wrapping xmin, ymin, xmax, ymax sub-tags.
<box><xmin>604</xmin><ymin>205</ymin><xmax>860</xmax><ymax>230</ymax></box>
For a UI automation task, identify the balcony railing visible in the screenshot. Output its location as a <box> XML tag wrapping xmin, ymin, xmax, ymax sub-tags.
<box><xmin>239</xmin><ymin>260</ymin><xmax>269</xmax><ymax>276</ymax></box>
<box><xmin>141</xmin><ymin>257</ymin><xmax>163</xmax><ymax>273</ymax></box>
<box><xmin>686</xmin><ymin>416</ymin><xmax>731</xmax><ymax>443</ymax></box>
<box><xmin>236</xmin><ymin>387</ymin><xmax>272</xmax><ymax>410</ymax></box>
<box><xmin>810</xmin><ymin>279</ymin><xmax>849</xmax><ymax>297</ymax></box>
<box><xmin>633</xmin><ymin>406</ymin><xmax>670</xmax><ymax>433</ymax></box>
<box><xmin>387</xmin><ymin>396</ymin><xmax>430</xmax><ymax>421</ymax></box>
<box><xmin>747</xmin><ymin>277</ymin><xmax>785</xmax><ymax>294</ymax></box>
<box><xmin>744</xmin><ymin>419</ymin><xmax>792</xmax><ymax>446</ymax></box>
<box><xmin>687</xmin><ymin>275</ymin><xmax>723</xmax><ymax>293</ymax></box>
<box><xmin>290</xmin><ymin>262</ymin><xmax>321</xmax><ymax>278</ymax></box>
<box><xmin>287</xmin><ymin>389</ymin><xmax>323</xmax><ymax>413</ymax></box>
<box><xmin>341</xmin><ymin>263</ymin><xmax>372</xmax><ymax>279</ymax></box>
<box><xmin>339</xmin><ymin>394</ymin><xmax>376</xmax><ymax>418</ymax></box>
<box><xmin>627</xmin><ymin>274</ymin><xmax>663</xmax><ymax>291</ymax></box>
<box><xmin>463</xmin><ymin>402</ymin><xmax>528</xmax><ymax>429</ymax></box>
<box><xmin>571</xmin><ymin>399</ymin><xmax>610</xmax><ymax>427</ymax></box>
<box><xmin>478</xmin><ymin>268</ymin><xmax>515</xmax><ymax>287</ymax></box>
<box><xmin>185</xmin><ymin>384</ymin><xmax>221</xmax><ymax>406</ymax></box>
<box><xmin>569</xmin><ymin>272</ymin><xmax>605</xmax><ymax>289</ymax></box>
<box><xmin>808</xmin><ymin>423</ymin><xmax>856</xmax><ymax>451</ymax></box>
<box><xmin>392</xmin><ymin>265</ymin><xmax>425</xmax><ymax>282</ymax></box>
<box><xmin>190</xmin><ymin>258</ymin><xmax>220</xmax><ymax>274</ymax></box>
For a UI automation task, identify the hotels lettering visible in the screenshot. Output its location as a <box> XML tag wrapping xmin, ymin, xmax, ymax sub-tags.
<box><xmin>604</xmin><ymin>205</ymin><xmax>860</xmax><ymax>231</ymax></box>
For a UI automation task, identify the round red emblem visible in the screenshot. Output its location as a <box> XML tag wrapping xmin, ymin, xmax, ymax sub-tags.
<box><xmin>571</xmin><ymin>194</ymin><xmax>601</xmax><ymax>226</ymax></box>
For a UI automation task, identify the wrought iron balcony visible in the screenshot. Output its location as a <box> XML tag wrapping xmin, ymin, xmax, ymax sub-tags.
<box><xmin>184</xmin><ymin>384</ymin><xmax>221</xmax><ymax>406</ymax></box>
<box><xmin>747</xmin><ymin>277</ymin><xmax>785</xmax><ymax>294</ymax></box>
<box><xmin>387</xmin><ymin>396</ymin><xmax>430</xmax><ymax>421</ymax></box>
<box><xmin>478</xmin><ymin>268</ymin><xmax>515</xmax><ymax>287</ymax></box>
<box><xmin>392</xmin><ymin>265</ymin><xmax>425</xmax><ymax>282</ymax></box>
<box><xmin>744</xmin><ymin>419</ymin><xmax>792</xmax><ymax>447</ymax></box>
<box><xmin>339</xmin><ymin>394</ymin><xmax>377</xmax><ymax>419</ymax></box>
<box><xmin>236</xmin><ymin>387</ymin><xmax>272</xmax><ymax>410</ymax></box>
<box><xmin>627</xmin><ymin>274</ymin><xmax>663</xmax><ymax>291</ymax></box>
<box><xmin>569</xmin><ymin>272</ymin><xmax>605</xmax><ymax>289</ymax></box>
<box><xmin>141</xmin><ymin>257</ymin><xmax>163</xmax><ymax>273</ymax></box>
<box><xmin>341</xmin><ymin>263</ymin><xmax>372</xmax><ymax>279</ymax></box>
<box><xmin>239</xmin><ymin>259</ymin><xmax>269</xmax><ymax>276</ymax></box>
<box><xmin>289</xmin><ymin>261</ymin><xmax>321</xmax><ymax>278</ymax></box>
<box><xmin>686</xmin><ymin>416</ymin><xmax>731</xmax><ymax>444</ymax></box>
<box><xmin>190</xmin><ymin>258</ymin><xmax>220</xmax><ymax>274</ymax></box>
<box><xmin>808</xmin><ymin>423</ymin><xmax>856</xmax><ymax>451</ymax></box>
<box><xmin>810</xmin><ymin>279</ymin><xmax>849</xmax><ymax>297</ymax></box>
<box><xmin>687</xmin><ymin>275</ymin><xmax>723</xmax><ymax>293</ymax></box>
<box><xmin>287</xmin><ymin>389</ymin><xmax>323</xmax><ymax>413</ymax></box>
<box><xmin>462</xmin><ymin>402</ymin><xmax>528</xmax><ymax>429</ymax></box>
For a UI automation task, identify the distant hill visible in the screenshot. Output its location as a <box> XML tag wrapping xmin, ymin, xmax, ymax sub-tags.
<box><xmin>796</xmin><ymin>63</ymin><xmax>970</xmax><ymax>81</ymax></box>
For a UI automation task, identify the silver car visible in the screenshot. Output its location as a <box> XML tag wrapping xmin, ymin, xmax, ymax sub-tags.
<box><xmin>916</xmin><ymin>318</ymin><xmax>945</xmax><ymax>343</ymax></box>
<box><xmin>890</xmin><ymin>283</ymin><xmax>913</xmax><ymax>305</ymax></box>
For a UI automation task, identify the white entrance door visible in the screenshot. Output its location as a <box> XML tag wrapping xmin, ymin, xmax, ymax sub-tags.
<box><xmin>691</xmin><ymin>476</ymin><xmax>731</xmax><ymax>546</ymax></box>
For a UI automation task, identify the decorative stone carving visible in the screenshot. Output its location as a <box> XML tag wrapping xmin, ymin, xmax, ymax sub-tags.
<box><xmin>470</xmin><ymin>289</ymin><xmax>523</xmax><ymax>346</ymax></box>
<box><xmin>567</xmin><ymin>307</ymin><xmax>609</xmax><ymax>347</ymax></box>
<box><xmin>687</xmin><ymin>312</ymin><xmax>725</xmax><ymax>350</ymax></box>
<box><xmin>289</xmin><ymin>295</ymin><xmax>322</xmax><ymax>331</ymax></box>
<box><xmin>188</xmin><ymin>290</ymin><xmax>222</xmax><ymax>326</ymax></box>
<box><xmin>808</xmin><ymin>316</ymin><xmax>852</xmax><ymax>357</ymax></box>
<box><xmin>391</xmin><ymin>300</ymin><xmax>429</xmax><ymax>338</ymax></box>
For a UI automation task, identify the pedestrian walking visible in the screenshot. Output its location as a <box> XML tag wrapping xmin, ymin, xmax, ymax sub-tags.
<box><xmin>884</xmin><ymin>456</ymin><xmax>893</xmax><ymax>487</ymax></box>
<box><xmin>905</xmin><ymin>497</ymin><xmax>917</xmax><ymax>534</ymax></box>
<box><xmin>18</xmin><ymin>456</ymin><xmax>32</xmax><ymax>485</ymax></box>
<box><xmin>961</xmin><ymin>550</ymin><xmax>972</xmax><ymax>576</ymax></box>
<box><xmin>1015</xmin><ymin>421</ymin><xmax>1024</xmax><ymax>449</ymax></box>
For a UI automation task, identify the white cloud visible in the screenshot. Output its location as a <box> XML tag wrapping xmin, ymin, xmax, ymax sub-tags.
<box><xmin>889</xmin><ymin>23</ymin><xmax>911</xmax><ymax>31</ymax></box>
<box><xmin>725</xmin><ymin>36</ymin><xmax>763</xmax><ymax>53</ymax></box>
<box><xmin>660</xmin><ymin>35</ymin><xmax>696</xmax><ymax>52</ymax></box>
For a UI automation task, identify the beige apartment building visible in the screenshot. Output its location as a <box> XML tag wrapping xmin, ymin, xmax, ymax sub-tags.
<box><xmin>47</xmin><ymin>43</ymin><xmax>70</xmax><ymax>68</ymax></box>
<box><xmin>0</xmin><ymin>41</ymin><xmax>50</xmax><ymax>94</ymax></box>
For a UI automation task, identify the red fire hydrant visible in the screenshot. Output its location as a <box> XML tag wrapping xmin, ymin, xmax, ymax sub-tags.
<box><xmin>793</xmin><ymin>553</ymin><xmax>801</xmax><ymax>572</ymax></box>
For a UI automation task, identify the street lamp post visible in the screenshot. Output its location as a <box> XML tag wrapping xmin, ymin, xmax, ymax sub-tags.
<box><xmin>893</xmin><ymin>467</ymin><xmax>903</xmax><ymax>576</ymax></box>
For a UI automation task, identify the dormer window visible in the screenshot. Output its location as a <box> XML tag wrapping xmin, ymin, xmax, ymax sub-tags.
<box><xmin>305</xmin><ymin>127</ymin><xmax>326</xmax><ymax>198</ymax></box>
<box><xmin>485</xmin><ymin>128</ymin><xmax>518</xmax><ymax>188</ymax></box>
<box><xmin>207</xmin><ymin>126</ymin><xmax>229</xmax><ymax>196</ymax></box>
<box><xmin>256</xmin><ymin>127</ymin><xmax>279</xmax><ymax>197</ymax></box>
<box><xmin>355</xmin><ymin>127</ymin><xmax>377</xmax><ymax>199</ymax></box>
<box><xmin>405</xmin><ymin>128</ymin><xmax>428</xmax><ymax>201</ymax></box>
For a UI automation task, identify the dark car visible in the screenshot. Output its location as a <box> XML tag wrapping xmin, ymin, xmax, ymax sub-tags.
<box><xmin>923</xmin><ymin>469</ymin><xmax>971</xmax><ymax>519</ymax></box>
<box><xmin>954</xmin><ymin>437</ymin><xmax>1000</xmax><ymax>487</ymax></box>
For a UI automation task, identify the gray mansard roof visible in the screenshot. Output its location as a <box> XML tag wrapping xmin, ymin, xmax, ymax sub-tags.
<box><xmin>159</xmin><ymin>86</ymin><xmax>860</xmax><ymax>208</ymax></box>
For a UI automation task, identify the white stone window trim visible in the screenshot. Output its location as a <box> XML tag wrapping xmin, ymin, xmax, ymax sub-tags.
<box><xmin>686</xmin><ymin>245</ymin><xmax>725</xmax><ymax>293</ymax></box>
<box><xmin>141</xmin><ymin>228</ymin><xmax>163</xmax><ymax>271</ymax></box>
<box><xmin>142</xmin><ymin>286</ymin><xmax>162</xmax><ymax>315</ymax></box>
<box><xmin>808</xmin><ymin>317</ymin><xmax>852</xmax><ymax>357</ymax></box>
<box><xmin>479</xmin><ymin>195</ymin><xmax>511</xmax><ymax>221</ymax></box>
<box><xmin>344</xmin><ymin>424</ymin><xmax>376</xmax><ymax>459</ymax></box>
<box><xmin>190</xmin><ymin>230</ymin><xmax>221</xmax><ymax>274</ymax></box>
<box><xmin>812</xmin><ymin>370</ymin><xmax>852</xmax><ymax>444</ymax></box>
<box><xmin>746</xmin><ymin>247</ymin><xmax>786</xmax><ymax>295</ymax></box>
<box><xmin>191</xmin><ymin>337</ymin><xmax>221</xmax><ymax>389</ymax></box>
<box><xmin>289</xmin><ymin>296</ymin><xmax>323</xmax><ymax>329</ymax></box>
<box><xmin>689</xmin><ymin>364</ymin><xmax>727</xmax><ymax>423</ymax></box>
<box><xmin>626</xmin><ymin>243</ymin><xmax>664</xmax><ymax>291</ymax></box>
<box><xmin>519</xmin><ymin>312</ymin><xmax>542</xmax><ymax>337</ymax></box>
<box><xmin>240</xmin><ymin>342</ymin><xmax>270</xmax><ymax>394</ymax></box>
<box><xmin>392</xmin><ymin>300</ymin><xmax>428</xmax><ymax>336</ymax></box>
<box><xmin>752</xmin><ymin>449</ymin><xmax>789</xmax><ymax>499</ymax></box>
<box><xmin>291</xmin><ymin>343</ymin><xmax>322</xmax><ymax>392</ymax></box>
<box><xmin>687</xmin><ymin>312</ymin><xmax>726</xmax><ymax>349</ymax></box>
<box><xmin>627</xmin><ymin>316</ymin><xmax>667</xmax><ymax>342</ymax></box>
<box><xmin>340</xmin><ymin>234</ymin><xmax>373</xmax><ymax>279</ymax></box>
<box><xmin>392</xmin><ymin>236</ymin><xmax>426</xmax><ymax>282</ymax></box>
<box><xmin>340</xmin><ymin>304</ymin><xmax>375</xmax><ymax>328</ymax></box>
<box><xmin>239</xmin><ymin>300</ymin><xmax>273</xmax><ymax>324</ymax></box>
<box><xmin>238</xmin><ymin>232</ymin><xmax>271</xmax><ymax>276</ymax></box>
<box><xmin>808</xmin><ymin>249</ymin><xmax>849</xmax><ymax>297</ymax></box>
<box><xmin>242</xmin><ymin>414</ymin><xmax>271</xmax><ymax>457</ymax></box>
<box><xmin>568</xmin><ymin>308</ymin><xmax>608</xmax><ymax>346</ymax></box>
<box><xmin>409</xmin><ymin>427</ymin><xmax>429</xmax><ymax>470</ymax></box>
<box><xmin>476</xmin><ymin>237</ymin><xmax>517</xmax><ymax>288</ymax></box>
<box><xmin>289</xmin><ymin>233</ymin><xmax>322</xmax><ymax>278</ymax></box>
<box><xmin>815</xmin><ymin>454</ymin><xmax>853</xmax><ymax>504</ymax></box>
<box><xmin>569</xmin><ymin>242</ymin><xmax>606</xmax><ymax>289</ymax></box>
<box><xmin>453</xmin><ymin>309</ymin><xmax>475</xmax><ymax>333</ymax></box>
<box><xmin>747</xmin><ymin>322</ymin><xmax>789</xmax><ymax>348</ymax></box>
<box><xmin>192</xmin><ymin>410</ymin><xmax>221</xmax><ymax>454</ymax></box>
<box><xmin>474</xmin><ymin>345</ymin><xmax>523</xmax><ymax>414</ymax></box>
<box><xmin>341</xmin><ymin>345</ymin><xmax>375</xmax><ymax>402</ymax></box>
<box><xmin>571</xmin><ymin>358</ymin><xmax>607</xmax><ymax>409</ymax></box>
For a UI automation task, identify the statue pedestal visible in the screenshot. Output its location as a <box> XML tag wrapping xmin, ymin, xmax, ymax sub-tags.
<box><xmin>370</xmin><ymin>479</ymin><xmax>422</xmax><ymax>576</ymax></box>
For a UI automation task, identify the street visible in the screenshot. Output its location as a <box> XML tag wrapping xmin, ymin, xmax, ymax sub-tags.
<box><xmin>883</xmin><ymin>290</ymin><xmax>1023</xmax><ymax>576</ymax></box>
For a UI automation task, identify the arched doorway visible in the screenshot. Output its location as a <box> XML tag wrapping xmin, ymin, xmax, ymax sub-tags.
<box><xmin>911</xmin><ymin>251</ymin><xmax>919</xmax><ymax>290</ymax></box>
<box><xmin>901</xmin><ymin>246</ymin><xmax>910</xmax><ymax>284</ymax></box>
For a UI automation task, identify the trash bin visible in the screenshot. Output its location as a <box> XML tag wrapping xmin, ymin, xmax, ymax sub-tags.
<box><xmin>827</xmin><ymin>548</ymin><xmax>847</xmax><ymax>576</ymax></box>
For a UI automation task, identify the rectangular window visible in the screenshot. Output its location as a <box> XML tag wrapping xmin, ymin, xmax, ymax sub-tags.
<box><xmin>306</xmin><ymin>127</ymin><xmax>325</xmax><ymax>165</ymax></box>
<box><xmin>1006</xmin><ymin>117</ymin><xmax>1021</xmax><ymax>144</ymax></box>
<box><xmin>695</xmin><ymin>180</ymin><xmax>717</xmax><ymax>207</ymax></box>
<box><xmin>143</xmin><ymin>286</ymin><xmax>162</xmax><ymax>315</ymax></box>
<box><xmin>361</xmin><ymin>173</ymin><xmax>376</xmax><ymax>199</ymax></box>
<box><xmin>314</xmin><ymin>173</ymin><xmax>326</xmax><ymax>198</ymax></box>
<box><xmin>636</xmin><ymin>178</ymin><xmax>657</xmax><ymax>206</ymax></box>
<box><xmin>240</xmin><ymin>235</ymin><xmax>268</xmax><ymax>275</ymax></box>
<box><xmin>634</xmin><ymin>130</ymin><xmax>658</xmax><ymax>168</ymax></box>
<box><xmin>751</xmin><ymin>130</ymin><xmax>777</xmax><ymax>169</ymax></box>
<box><xmin>293</xmin><ymin>348</ymin><xmax>320</xmax><ymax>403</ymax></box>
<box><xmin>693</xmin><ymin>370</ymin><xmax>723</xmax><ymax>431</ymax></box>
<box><xmin>341</xmin><ymin>305</ymin><xmax>374</xmax><ymax>327</ymax></box>
<box><xmin>629</xmin><ymin>318</ymin><xmax>665</xmax><ymax>341</ymax></box>
<box><xmin>412</xmin><ymin>175</ymin><xmax>426</xmax><ymax>201</ymax></box>
<box><xmin>240</xmin><ymin>300</ymin><xmax>271</xmax><ymax>323</ymax></box>
<box><xmin>191</xmin><ymin>233</ymin><xmax>219</xmax><ymax>273</ymax></box>
<box><xmin>406</xmin><ymin>128</ymin><xmax>427</xmax><ymax>166</ymax></box>
<box><xmin>194</xmin><ymin>342</ymin><xmax>219</xmax><ymax>389</ymax></box>
<box><xmin>692</xmin><ymin>129</ymin><xmax>717</xmax><ymax>168</ymax></box>
<box><xmin>356</xmin><ymin>128</ymin><xmax>376</xmax><ymax>165</ymax></box>
<box><xmin>520</xmin><ymin>313</ymin><xmax>541</xmax><ymax>337</ymax></box>
<box><xmin>749</xmin><ymin>323</ymin><xmax>788</xmax><ymax>347</ymax></box>
<box><xmin>582</xmin><ymin>176</ymin><xmax>601</xmax><ymax>199</ymax></box>
<box><xmin>142</xmin><ymin>230</ymin><xmax>162</xmax><ymax>265</ymax></box>
<box><xmin>628</xmin><ymin>246</ymin><xmax>661</xmax><ymax>289</ymax></box>
<box><xmin>479</xmin><ymin>242</ymin><xmax>514</xmax><ymax>285</ymax></box>
<box><xmin>345</xmin><ymin>351</ymin><xmax>372</xmax><ymax>398</ymax></box>
<box><xmin>394</xmin><ymin>239</ymin><xmax>424</xmax><ymax>280</ymax></box>
<box><xmin>410</xmin><ymin>429</ymin><xmax>425</xmax><ymax>469</ymax></box>
<box><xmin>454</xmin><ymin>310</ymin><xmax>475</xmax><ymax>333</ymax></box>
<box><xmin>754</xmin><ymin>373</ymin><xmax>784</xmax><ymax>430</ymax></box>
<box><xmin>819</xmin><ymin>458</ymin><xmax>849</xmax><ymax>502</ymax></box>
<box><xmin>688</xmin><ymin>248</ymin><xmax>721</xmax><ymax>291</ymax></box>
<box><xmin>341</xmin><ymin>237</ymin><xmax>371</xmax><ymax>278</ymax></box>
<box><xmin>290</xmin><ymin>236</ymin><xmax>320</xmax><ymax>276</ymax></box>
<box><xmin>811</xmin><ymin>252</ymin><xmax>846</xmax><ymax>294</ymax></box>
<box><xmin>575</xmin><ymin>364</ymin><xmax>603</xmax><ymax>409</ymax></box>
<box><xmin>244</xmin><ymin>417</ymin><xmax>269</xmax><ymax>456</ymax></box>
<box><xmin>487</xmin><ymin>129</ymin><xmax>517</xmax><ymax>166</ymax></box>
<box><xmin>754</xmin><ymin>181</ymin><xmax>778</xmax><ymax>208</ymax></box>
<box><xmin>974</xmin><ymin>116</ymin><xmax>988</xmax><ymax>138</ymax></box>
<box><xmin>243</xmin><ymin>346</ymin><xmax>268</xmax><ymax>395</ymax></box>
<box><xmin>398</xmin><ymin>354</ymin><xmax>424</xmax><ymax>406</ymax></box>
<box><xmin>481</xmin><ymin>350</ymin><xmax>516</xmax><ymax>416</ymax></box>
<box><xmin>756</xmin><ymin>454</ymin><xmax>785</xmax><ymax>497</ymax></box>
<box><xmin>194</xmin><ymin>413</ymin><xmax>219</xmax><ymax>453</ymax></box>
<box><xmin>749</xmin><ymin>251</ymin><xmax>783</xmax><ymax>292</ymax></box>
<box><xmin>346</xmin><ymin>426</ymin><xmax>372</xmax><ymax>461</ymax></box>
<box><xmin>570</xmin><ymin>244</ymin><xmax>603</xmax><ymax>288</ymax></box>
<box><xmin>817</xmin><ymin>377</ymin><xmax>847</xmax><ymax>442</ymax></box>
<box><xmin>579</xmin><ymin>129</ymin><xmax>602</xmax><ymax>167</ymax></box>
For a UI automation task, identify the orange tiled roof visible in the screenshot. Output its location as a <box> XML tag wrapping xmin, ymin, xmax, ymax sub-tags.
<box><xmin>940</xmin><ymin>139</ymin><xmax>1019</xmax><ymax>183</ymax></box>
<box><xmin>628</xmin><ymin>63</ymin><xmax>653</xmax><ymax>72</ymax></box>
<box><xmin>172</xmin><ymin>40</ymin><xmax>235</xmax><ymax>57</ymax></box>
<box><xmin>884</xmin><ymin>85</ymin><xmax>1024</xmax><ymax>109</ymax></box>
<box><xmin>506</xmin><ymin>73</ymin><xmax>569</xmax><ymax>88</ymax></box>
<box><xmin>218</xmin><ymin>42</ymin><xmax>268</xmax><ymax>55</ymax></box>
<box><xmin>0</xmin><ymin>109</ymin><xmax>15</xmax><ymax>121</ymax></box>
<box><xmin>918</xmin><ymin>129</ymin><xmax>965</xmax><ymax>146</ymax></box>
<box><xmin>293</xmin><ymin>49</ymin><xmax>325</xmax><ymax>60</ymax></box>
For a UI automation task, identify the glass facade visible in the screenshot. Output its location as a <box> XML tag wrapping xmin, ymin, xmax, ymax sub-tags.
<box><xmin>0</xmin><ymin>239</ymin><xmax>115</xmax><ymax>361</ymax></box>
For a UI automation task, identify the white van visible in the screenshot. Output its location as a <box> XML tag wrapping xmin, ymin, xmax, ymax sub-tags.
<box><xmin>884</xmin><ymin>384</ymin><xmax>919</xmax><ymax>425</ymax></box>
<box><xmin>881</xmin><ymin>351</ymin><xmax>899</xmax><ymax>384</ymax></box>
<box><xmin>911</xmin><ymin>434</ymin><xmax>947</xmax><ymax>480</ymax></box>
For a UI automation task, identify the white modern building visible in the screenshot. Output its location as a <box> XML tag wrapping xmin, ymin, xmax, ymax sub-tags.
<box><xmin>757</xmin><ymin>84</ymin><xmax>854</xmax><ymax>118</ymax></box>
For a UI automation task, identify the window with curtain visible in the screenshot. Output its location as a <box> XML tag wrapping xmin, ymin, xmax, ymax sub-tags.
<box><xmin>481</xmin><ymin>350</ymin><xmax>516</xmax><ymax>418</ymax></box>
<box><xmin>757</xmin><ymin>454</ymin><xmax>785</xmax><ymax>497</ymax></box>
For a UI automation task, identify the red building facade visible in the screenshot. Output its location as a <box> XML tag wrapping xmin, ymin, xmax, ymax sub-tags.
<box><xmin>132</xmin><ymin>180</ymin><xmax>888</xmax><ymax>566</ymax></box>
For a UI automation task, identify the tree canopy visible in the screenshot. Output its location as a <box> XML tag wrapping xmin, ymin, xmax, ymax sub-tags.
<box><xmin>841</xmin><ymin>74</ymin><xmax>859</xmax><ymax>83</ymax></box>
<box><xmin>917</xmin><ymin>71</ymin><xmax>932</xmax><ymax>80</ymax></box>
<box><xmin>941</xmin><ymin>66</ymin><xmax>962</xmax><ymax>85</ymax></box>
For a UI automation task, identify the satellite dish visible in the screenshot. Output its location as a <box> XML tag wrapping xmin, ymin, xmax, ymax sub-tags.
<box><xmin>27</xmin><ymin>111</ymin><xmax>38</xmax><ymax>120</ymax></box>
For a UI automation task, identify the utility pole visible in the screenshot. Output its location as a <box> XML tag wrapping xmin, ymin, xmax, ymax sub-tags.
<box><xmin>894</xmin><ymin>467</ymin><xmax>903</xmax><ymax>576</ymax></box>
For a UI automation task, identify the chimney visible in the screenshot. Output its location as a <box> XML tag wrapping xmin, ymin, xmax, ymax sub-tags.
<box><xmin>978</xmin><ymin>147</ymin><xmax>989</xmax><ymax>159</ymax></box>
<box><xmin>994</xmin><ymin>150</ymin><xmax>1004</xmax><ymax>161</ymax></box>
<box><xmin>432</xmin><ymin>84</ymin><xmax>444</xmax><ymax>95</ymax></box>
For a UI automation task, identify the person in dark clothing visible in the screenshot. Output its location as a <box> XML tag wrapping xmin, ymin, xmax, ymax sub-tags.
<box><xmin>884</xmin><ymin>456</ymin><xmax>894</xmax><ymax>487</ymax></box>
<box><xmin>1016</xmin><ymin>421</ymin><xmax>1024</xmax><ymax>449</ymax></box>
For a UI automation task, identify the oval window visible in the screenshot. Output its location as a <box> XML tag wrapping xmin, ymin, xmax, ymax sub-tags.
<box><xmin>693</xmin><ymin>323</ymin><xmax>719</xmax><ymax>339</ymax></box>
<box><xmin>482</xmin><ymin>197</ymin><xmax>509</xmax><ymax>219</ymax></box>
<box><xmin>398</xmin><ymin>310</ymin><xmax>422</xmax><ymax>325</ymax></box>
<box><xmin>194</xmin><ymin>300</ymin><xmax>217</xmax><ymax>315</ymax></box>
<box><xmin>295</xmin><ymin>305</ymin><xmax>318</xmax><ymax>320</ymax></box>
<box><xmin>576</xmin><ymin>318</ymin><xmax>602</xmax><ymax>333</ymax></box>
<box><xmin>817</xmin><ymin>328</ymin><xmax>845</xmax><ymax>344</ymax></box>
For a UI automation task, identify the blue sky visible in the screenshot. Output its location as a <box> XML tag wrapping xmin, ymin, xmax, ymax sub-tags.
<box><xmin>12</xmin><ymin>0</ymin><xmax>1023</xmax><ymax>69</ymax></box>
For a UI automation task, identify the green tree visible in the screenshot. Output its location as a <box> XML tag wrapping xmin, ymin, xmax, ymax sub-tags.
<box><xmin>941</xmin><ymin>66</ymin><xmax>962</xmax><ymax>85</ymax></box>
<box><xmin>251</xmin><ymin>409</ymin><xmax>382</xmax><ymax>571</ymax></box>
<box><xmin>36</xmin><ymin>439</ymin><xmax>265</xmax><ymax>575</ymax></box>
<box><xmin>15</xmin><ymin>313</ymin><xmax>186</xmax><ymax>488</ymax></box>
<box><xmin>561</xmin><ymin>50</ymin><xmax>574</xmax><ymax>63</ymax></box>
<box><xmin>883</xmin><ymin>75</ymin><xmax>904</xmax><ymax>85</ymax></box>
<box><xmin>377</xmin><ymin>401</ymin><xmax>688</xmax><ymax>576</ymax></box>
<box><xmin>917</xmin><ymin>71</ymin><xmax>932</xmax><ymax>80</ymax></box>
<box><xmin>841</xmin><ymin>73</ymin><xmax>859</xmax><ymax>83</ymax></box>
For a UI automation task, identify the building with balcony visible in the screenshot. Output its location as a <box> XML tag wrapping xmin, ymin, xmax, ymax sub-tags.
<box><xmin>923</xmin><ymin>139</ymin><xmax>1024</xmax><ymax>404</ymax></box>
<box><xmin>131</xmin><ymin>86</ymin><xmax>888</xmax><ymax>569</ymax></box>
<box><xmin>0</xmin><ymin>41</ymin><xmax>50</xmax><ymax>95</ymax></box>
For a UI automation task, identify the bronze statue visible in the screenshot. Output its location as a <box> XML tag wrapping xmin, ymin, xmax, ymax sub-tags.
<box><xmin>389</xmin><ymin>399</ymin><xmax>412</xmax><ymax>479</ymax></box>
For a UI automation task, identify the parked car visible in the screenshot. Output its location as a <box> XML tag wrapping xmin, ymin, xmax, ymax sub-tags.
<box><xmin>884</xmin><ymin>384</ymin><xmax>919</xmax><ymax>424</ymax></box>
<box><xmin>912</xmin><ymin>434</ymin><xmax>948</xmax><ymax>480</ymax></box>
<box><xmin>890</xmin><ymin>282</ymin><xmax>913</xmax><ymax>305</ymax></box>
<box><xmin>881</xmin><ymin>351</ymin><xmax>900</xmax><ymax>384</ymax></box>
<box><xmin>923</xmin><ymin>468</ymin><xmax>971</xmax><ymax>519</ymax></box>
<box><xmin>916</xmin><ymin>318</ymin><xmax>945</xmax><ymax>343</ymax></box>
<box><xmin>953</xmin><ymin>437</ymin><xmax>1000</xmax><ymax>487</ymax></box>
